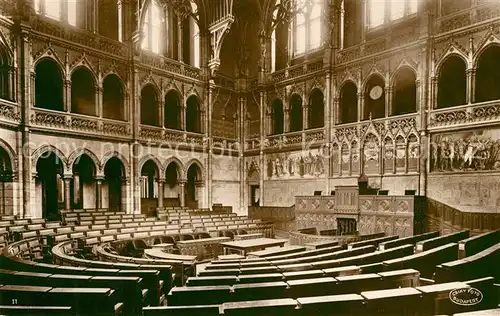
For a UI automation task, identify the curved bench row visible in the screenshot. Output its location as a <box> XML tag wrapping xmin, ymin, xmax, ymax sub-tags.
<box><xmin>150</xmin><ymin>277</ymin><xmax>498</xmax><ymax>316</ymax></box>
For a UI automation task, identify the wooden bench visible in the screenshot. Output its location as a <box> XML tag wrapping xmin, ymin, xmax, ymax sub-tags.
<box><xmin>457</xmin><ymin>230</ymin><xmax>499</xmax><ymax>259</ymax></box>
<box><xmin>143</xmin><ymin>305</ymin><xmax>221</xmax><ymax>316</ymax></box>
<box><xmin>383</xmin><ymin>242</ymin><xmax>459</xmax><ymax>278</ymax></box>
<box><xmin>296</xmin><ymin>294</ymin><xmax>364</xmax><ymax>315</ymax></box>
<box><xmin>304</xmin><ymin>240</ymin><xmax>339</xmax><ymax>250</ymax></box>
<box><xmin>378</xmin><ymin>231</ymin><xmax>440</xmax><ymax>250</ymax></box>
<box><xmin>360</xmin><ymin>287</ymin><xmax>422</xmax><ymax>315</ymax></box>
<box><xmin>232</xmin><ymin>281</ymin><xmax>289</xmax><ymax>302</ymax></box>
<box><xmin>416</xmin><ymin>230</ymin><xmax>469</xmax><ymax>252</ymax></box>
<box><xmin>247</xmin><ymin>245</ymin><xmax>306</xmax><ymax>258</ymax></box>
<box><xmin>0</xmin><ymin>305</ymin><xmax>75</xmax><ymax>315</ymax></box>
<box><xmin>435</xmin><ymin>242</ymin><xmax>500</xmax><ymax>282</ymax></box>
<box><xmin>186</xmin><ymin>276</ymin><xmax>238</xmax><ymax>286</ymax></box>
<box><xmin>0</xmin><ymin>269</ymin><xmax>146</xmax><ymax>314</ymax></box>
<box><xmin>237</xmin><ymin>273</ymin><xmax>284</xmax><ymax>284</ymax></box>
<box><xmin>287</xmin><ymin>277</ymin><xmax>336</xmax><ymax>298</ymax></box>
<box><xmin>347</xmin><ymin>235</ymin><xmax>399</xmax><ymax>250</ymax></box>
<box><xmin>167</xmin><ymin>285</ymin><xmax>231</xmax><ymax>306</ymax></box>
<box><xmin>221</xmin><ymin>298</ymin><xmax>297</xmax><ymax>316</ymax></box>
<box><xmin>0</xmin><ymin>285</ymin><xmax>122</xmax><ymax>316</ymax></box>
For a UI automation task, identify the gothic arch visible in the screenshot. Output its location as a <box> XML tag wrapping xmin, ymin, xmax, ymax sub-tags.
<box><xmin>67</xmin><ymin>148</ymin><xmax>101</xmax><ymax>173</ymax></box>
<box><xmin>184</xmin><ymin>158</ymin><xmax>204</xmax><ymax>181</ymax></box>
<box><xmin>0</xmin><ymin>138</ymin><xmax>17</xmax><ymax>174</ymax></box>
<box><xmin>138</xmin><ymin>155</ymin><xmax>163</xmax><ymax>176</ymax></box>
<box><xmin>162</xmin><ymin>157</ymin><xmax>185</xmax><ymax>178</ymax></box>
<box><xmin>69</xmin><ymin>59</ymin><xmax>98</xmax><ymax>81</ymax></box>
<box><xmin>435</xmin><ymin>52</ymin><xmax>468</xmax><ymax>76</ymax></box>
<box><xmin>33</xmin><ymin>53</ymin><xmax>65</xmax><ymax>75</ymax></box>
<box><xmin>472</xmin><ymin>39</ymin><xmax>500</xmax><ymax>67</ymax></box>
<box><xmin>337</xmin><ymin>79</ymin><xmax>358</xmax><ymax>98</ymax></box>
<box><xmin>31</xmin><ymin>145</ymin><xmax>68</xmax><ymax>171</ymax></box>
<box><xmin>101</xmin><ymin>151</ymin><xmax>129</xmax><ymax>178</ymax></box>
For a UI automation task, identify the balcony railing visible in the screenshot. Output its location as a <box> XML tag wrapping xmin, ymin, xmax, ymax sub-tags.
<box><xmin>30</xmin><ymin>108</ymin><xmax>131</xmax><ymax>138</ymax></box>
<box><xmin>0</xmin><ymin>99</ymin><xmax>21</xmax><ymax>123</ymax></box>
<box><xmin>265</xmin><ymin>128</ymin><xmax>326</xmax><ymax>150</ymax></box>
<box><xmin>139</xmin><ymin>52</ymin><xmax>202</xmax><ymax>81</ymax></box>
<box><xmin>139</xmin><ymin>125</ymin><xmax>206</xmax><ymax>148</ymax></box>
<box><xmin>31</xmin><ymin>16</ymin><xmax>128</xmax><ymax>57</ymax></box>
<box><xmin>429</xmin><ymin>100</ymin><xmax>500</xmax><ymax>129</ymax></box>
<box><xmin>269</xmin><ymin>59</ymin><xmax>323</xmax><ymax>84</ymax></box>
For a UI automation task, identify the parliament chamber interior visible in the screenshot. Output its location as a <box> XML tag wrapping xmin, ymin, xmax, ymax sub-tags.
<box><xmin>0</xmin><ymin>0</ymin><xmax>499</xmax><ymax>314</ymax></box>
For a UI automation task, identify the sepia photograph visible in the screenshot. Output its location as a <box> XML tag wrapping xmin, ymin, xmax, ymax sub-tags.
<box><xmin>0</xmin><ymin>0</ymin><xmax>499</xmax><ymax>315</ymax></box>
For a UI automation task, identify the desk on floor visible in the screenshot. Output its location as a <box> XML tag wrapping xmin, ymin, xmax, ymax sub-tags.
<box><xmin>220</xmin><ymin>238</ymin><xmax>288</xmax><ymax>256</ymax></box>
<box><xmin>144</xmin><ymin>248</ymin><xmax>197</xmax><ymax>262</ymax></box>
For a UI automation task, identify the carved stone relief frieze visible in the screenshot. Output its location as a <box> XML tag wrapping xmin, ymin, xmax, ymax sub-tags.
<box><xmin>430</xmin><ymin>127</ymin><xmax>500</xmax><ymax>172</ymax></box>
<box><xmin>266</xmin><ymin>149</ymin><xmax>326</xmax><ymax>179</ymax></box>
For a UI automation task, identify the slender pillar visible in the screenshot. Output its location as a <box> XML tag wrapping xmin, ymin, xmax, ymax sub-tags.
<box><xmin>303</xmin><ymin>103</ymin><xmax>308</xmax><ymax>130</ymax></box>
<box><xmin>179</xmin><ymin>180</ymin><xmax>186</xmax><ymax>207</ymax></box>
<box><xmin>177</xmin><ymin>20</ymin><xmax>183</xmax><ymax>63</ymax></box>
<box><xmin>95</xmin><ymin>177</ymin><xmax>104</xmax><ymax>209</ymax></box>
<box><xmin>64</xmin><ymin>80</ymin><xmax>71</xmax><ymax>112</ymax></box>
<box><xmin>157</xmin><ymin>179</ymin><xmax>164</xmax><ymax>210</ymax></box>
<box><xmin>63</xmin><ymin>175</ymin><xmax>72</xmax><ymax>210</ymax></box>
<box><xmin>97</xmin><ymin>86</ymin><xmax>103</xmax><ymax>117</ymax></box>
<box><xmin>385</xmin><ymin>85</ymin><xmax>392</xmax><ymax>117</ymax></box>
<box><xmin>466</xmin><ymin>68</ymin><xmax>475</xmax><ymax>104</ymax></box>
<box><xmin>357</xmin><ymin>92</ymin><xmax>363</xmax><ymax>121</ymax></box>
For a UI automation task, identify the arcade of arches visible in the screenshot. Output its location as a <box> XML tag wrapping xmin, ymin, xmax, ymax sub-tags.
<box><xmin>0</xmin><ymin>0</ymin><xmax>500</xmax><ymax>220</ymax></box>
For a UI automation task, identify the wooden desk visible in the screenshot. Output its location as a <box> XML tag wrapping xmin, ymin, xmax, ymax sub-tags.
<box><xmin>220</xmin><ymin>238</ymin><xmax>288</xmax><ymax>256</ymax></box>
<box><xmin>176</xmin><ymin>237</ymin><xmax>231</xmax><ymax>260</ymax></box>
<box><xmin>234</xmin><ymin>233</ymin><xmax>263</xmax><ymax>241</ymax></box>
<box><xmin>151</xmin><ymin>243</ymin><xmax>174</xmax><ymax>253</ymax></box>
<box><xmin>144</xmin><ymin>248</ymin><xmax>197</xmax><ymax>263</ymax></box>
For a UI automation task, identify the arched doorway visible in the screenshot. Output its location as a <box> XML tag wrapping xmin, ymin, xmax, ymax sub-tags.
<box><xmin>35</xmin><ymin>58</ymin><xmax>64</xmax><ymax>111</ymax></box>
<box><xmin>36</xmin><ymin>152</ymin><xmax>64</xmax><ymax>220</ymax></box>
<box><xmin>271</xmin><ymin>99</ymin><xmax>284</xmax><ymax>135</ymax></box>
<box><xmin>308</xmin><ymin>89</ymin><xmax>324</xmax><ymax>129</ymax></box>
<box><xmin>104</xmin><ymin>157</ymin><xmax>125</xmax><ymax>212</ymax></box>
<box><xmin>103</xmin><ymin>74</ymin><xmax>125</xmax><ymax>121</ymax></box>
<box><xmin>71</xmin><ymin>155</ymin><xmax>96</xmax><ymax>209</ymax></box>
<box><xmin>140</xmin><ymin>160</ymin><xmax>159</xmax><ymax>215</ymax></box>
<box><xmin>71</xmin><ymin>67</ymin><xmax>96</xmax><ymax>116</ymax></box>
<box><xmin>475</xmin><ymin>45</ymin><xmax>500</xmax><ymax>103</ymax></box>
<box><xmin>364</xmin><ymin>74</ymin><xmax>386</xmax><ymax>119</ymax></box>
<box><xmin>339</xmin><ymin>81</ymin><xmax>358</xmax><ymax>124</ymax></box>
<box><xmin>164</xmin><ymin>91</ymin><xmax>181</xmax><ymax>130</ymax></box>
<box><xmin>164</xmin><ymin>162</ymin><xmax>181</xmax><ymax>207</ymax></box>
<box><xmin>289</xmin><ymin>94</ymin><xmax>303</xmax><ymax>132</ymax></box>
<box><xmin>437</xmin><ymin>55</ymin><xmax>466</xmax><ymax>108</ymax></box>
<box><xmin>0</xmin><ymin>147</ymin><xmax>13</xmax><ymax>215</ymax></box>
<box><xmin>392</xmin><ymin>67</ymin><xmax>417</xmax><ymax>115</ymax></box>
<box><xmin>186</xmin><ymin>163</ymin><xmax>201</xmax><ymax>208</ymax></box>
<box><xmin>186</xmin><ymin>95</ymin><xmax>201</xmax><ymax>133</ymax></box>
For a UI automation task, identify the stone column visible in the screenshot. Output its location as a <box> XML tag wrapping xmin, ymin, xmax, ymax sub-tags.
<box><xmin>97</xmin><ymin>86</ymin><xmax>103</xmax><ymax>118</ymax></box>
<box><xmin>177</xmin><ymin>20</ymin><xmax>183</xmax><ymax>63</ymax></box>
<box><xmin>385</xmin><ymin>85</ymin><xmax>392</xmax><ymax>117</ymax></box>
<box><xmin>303</xmin><ymin>103</ymin><xmax>308</xmax><ymax>130</ymax></box>
<box><xmin>179</xmin><ymin>180</ymin><xmax>186</xmax><ymax>207</ymax></box>
<box><xmin>157</xmin><ymin>179</ymin><xmax>164</xmax><ymax>210</ymax></box>
<box><xmin>284</xmin><ymin>105</ymin><xmax>290</xmax><ymax>133</ymax></box>
<box><xmin>95</xmin><ymin>177</ymin><xmax>104</xmax><ymax>209</ymax></box>
<box><xmin>357</xmin><ymin>92</ymin><xmax>363</xmax><ymax>121</ymax></box>
<box><xmin>64</xmin><ymin>80</ymin><xmax>71</xmax><ymax>112</ymax></box>
<box><xmin>63</xmin><ymin>175</ymin><xmax>73</xmax><ymax>210</ymax></box>
<box><xmin>466</xmin><ymin>68</ymin><xmax>475</xmax><ymax>104</ymax></box>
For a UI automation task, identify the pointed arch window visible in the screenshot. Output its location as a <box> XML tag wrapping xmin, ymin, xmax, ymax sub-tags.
<box><xmin>34</xmin><ymin>0</ymin><xmax>78</xmax><ymax>26</ymax></box>
<box><xmin>142</xmin><ymin>1</ymin><xmax>165</xmax><ymax>54</ymax></box>
<box><xmin>368</xmin><ymin>0</ymin><xmax>418</xmax><ymax>28</ymax></box>
<box><xmin>292</xmin><ymin>0</ymin><xmax>324</xmax><ymax>57</ymax></box>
